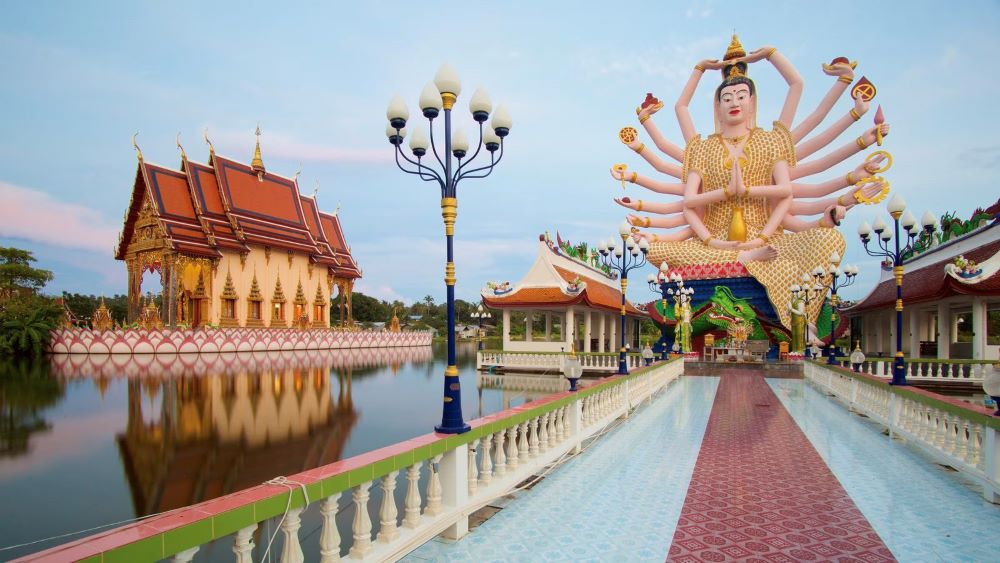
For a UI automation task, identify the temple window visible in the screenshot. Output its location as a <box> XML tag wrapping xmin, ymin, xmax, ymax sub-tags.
<box><xmin>223</xmin><ymin>298</ymin><xmax>237</xmax><ymax>320</ymax></box>
<box><xmin>271</xmin><ymin>277</ymin><xmax>287</xmax><ymax>327</ymax></box>
<box><xmin>219</xmin><ymin>271</ymin><xmax>240</xmax><ymax>327</ymax></box>
<box><xmin>249</xmin><ymin>300</ymin><xmax>262</xmax><ymax>321</ymax></box>
<box><xmin>246</xmin><ymin>273</ymin><xmax>264</xmax><ymax>327</ymax></box>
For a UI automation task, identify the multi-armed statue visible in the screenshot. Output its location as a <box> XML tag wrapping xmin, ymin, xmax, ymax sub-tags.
<box><xmin>613</xmin><ymin>35</ymin><xmax>892</xmax><ymax>332</ymax></box>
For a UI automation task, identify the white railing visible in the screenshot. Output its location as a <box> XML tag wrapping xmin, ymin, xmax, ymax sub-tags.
<box><xmin>476</xmin><ymin>373</ymin><xmax>569</xmax><ymax>394</ymax></box>
<box><xmin>833</xmin><ymin>358</ymin><xmax>991</xmax><ymax>382</ymax></box>
<box><xmin>805</xmin><ymin>362</ymin><xmax>1000</xmax><ymax>503</ymax></box>
<box><xmin>21</xmin><ymin>359</ymin><xmax>684</xmax><ymax>563</ymax></box>
<box><xmin>477</xmin><ymin>351</ymin><xmax>643</xmax><ymax>373</ymax></box>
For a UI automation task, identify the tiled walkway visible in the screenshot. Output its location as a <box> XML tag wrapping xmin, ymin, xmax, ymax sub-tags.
<box><xmin>667</xmin><ymin>372</ymin><xmax>895</xmax><ymax>562</ymax></box>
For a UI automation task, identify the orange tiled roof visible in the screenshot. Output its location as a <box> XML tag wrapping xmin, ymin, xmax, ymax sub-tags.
<box><xmin>116</xmin><ymin>152</ymin><xmax>360</xmax><ymax>280</ymax></box>
<box><xmin>482</xmin><ymin>266</ymin><xmax>643</xmax><ymax>315</ymax></box>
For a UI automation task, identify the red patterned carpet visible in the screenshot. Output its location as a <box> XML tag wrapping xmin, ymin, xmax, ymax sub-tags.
<box><xmin>667</xmin><ymin>372</ymin><xmax>896</xmax><ymax>562</ymax></box>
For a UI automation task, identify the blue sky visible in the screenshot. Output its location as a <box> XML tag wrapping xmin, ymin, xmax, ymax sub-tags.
<box><xmin>1</xmin><ymin>1</ymin><xmax>998</xmax><ymax>306</ymax></box>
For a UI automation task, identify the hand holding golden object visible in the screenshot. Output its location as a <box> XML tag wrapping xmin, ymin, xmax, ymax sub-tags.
<box><xmin>613</xmin><ymin>163</ymin><xmax>628</xmax><ymax>190</ymax></box>
<box><xmin>863</xmin><ymin>150</ymin><xmax>892</xmax><ymax>174</ymax></box>
<box><xmin>619</xmin><ymin>127</ymin><xmax>639</xmax><ymax>144</ymax></box>
<box><xmin>853</xmin><ymin>176</ymin><xmax>890</xmax><ymax>205</ymax></box>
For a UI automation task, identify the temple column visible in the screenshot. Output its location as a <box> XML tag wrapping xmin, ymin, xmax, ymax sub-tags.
<box><xmin>544</xmin><ymin>313</ymin><xmax>552</xmax><ymax>342</ymax></box>
<box><xmin>936</xmin><ymin>303</ymin><xmax>950</xmax><ymax>359</ymax></box>
<box><xmin>525</xmin><ymin>312</ymin><xmax>533</xmax><ymax>343</ymax></box>
<box><xmin>127</xmin><ymin>260</ymin><xmax>141</xmax><ymax>323</ymax></box>
<box><xmin>972</xmin><ymin>297</ymin><xmax>986</xmax><ymax>360</ymax></box>
<box><xmin>908</xmin><ymin>309</ymin><xmax>920</xmax><ymax>359</ymax></box>
<box><xmin>608</xmin><ymin>312</ymin><xmax>617</xmax><ymax>353</ymax></box>
<box><xmin>583</xmin><ymin>310</ymin><xmax>592</xmax><ymax>353</ymax></box>
<box><xmin>502</xmin><ymin>309</ymin><xmax>511</xmax><ymax>350</ymax></box>
<box><xmin>565</xmin><ymin>308</ymin><xmax>575</xmax><ymax>351</ymax></box>
<box><xmin>597</xmin><ymin>314</ymin><xmax>606</xmax><ymax>353</ymax></box>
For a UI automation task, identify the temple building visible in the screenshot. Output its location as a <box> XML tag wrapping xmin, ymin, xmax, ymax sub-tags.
<box><xmin>116</xmin><ymin>130</ymin><xmax>361</xmax><ymax>329</ymax></box>
<box><xmin>481</xmin><ymin>233</ymin><xmax>646</xmax><ymax>353</ymax></box>
<box><xmin>844</xmin><ymin>201</ymin><xmax>1000</xmax><ymax>360</ymax></box>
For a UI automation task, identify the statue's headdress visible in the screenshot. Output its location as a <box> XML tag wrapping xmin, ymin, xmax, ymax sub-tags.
<box><xmin>716</xmin><ymin>34</ymin><xmax>755</xmax><ymax>101</ymax></box>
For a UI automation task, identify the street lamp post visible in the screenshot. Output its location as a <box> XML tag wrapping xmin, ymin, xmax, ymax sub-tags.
<box><xmin>813</xmin><ymin>253</ymin><xmax>858</xmax><ymax>364</ymax></box>
<box><xmin>470</xmin><ymin>302</ymin><xmax>492</xmax><ymax>351</ymax></box>
<box><xmin>790</xmin><ymin>273</ymin><xmax>825</xmax><ymax>358</ymax></box>
<box><xmin>857</xmin><ymin>195</ymin><xmax>936</xmax><ymax>385</ymax></box>
<box><xmin>647</xmin><ymin>262</ymin><xmax>673</xmax><ymax>361</ymax></box>
<box><xmin>386</xmin><ymin>64</ymin><xmax>512</xmax><ymax>434</ymax></box>
<box><xmin>597</xmin><ymin>224</ymin><xmax>649</xmax><ymax>374</ymax></box>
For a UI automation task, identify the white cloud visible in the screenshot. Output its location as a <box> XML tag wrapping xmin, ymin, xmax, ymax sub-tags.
<box><xmin>353</xmin><ymin>282</ymin><xmax>413</xmax><ymax>305</ymax></box>
<box><xmin>0</xmin><ymin>181</ymin><xmax>120</xmax><ymax>254</ymax></box>
<box><xmin>577</xmin><ymin>35</ymin><xmax>725</xmax><ymax>84</ymax></box>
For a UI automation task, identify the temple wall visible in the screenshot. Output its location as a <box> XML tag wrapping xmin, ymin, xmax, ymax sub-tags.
<box><xmin>207</xmin><ymin>246</ymin><xmax>332</xmax><ymax>328</ymax></box>
<box><xmin>47</xmin><ymin>328</ymin><xmax>432</xmax><ymax>355</ymax></box>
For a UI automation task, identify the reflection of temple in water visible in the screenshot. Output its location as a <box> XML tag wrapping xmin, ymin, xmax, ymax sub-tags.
<box><xmin>118</xmin><ymin>367</ymin><xmax>358</xmax><ymax>516</ymax></box>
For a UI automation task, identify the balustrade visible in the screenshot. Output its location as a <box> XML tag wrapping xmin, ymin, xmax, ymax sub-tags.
<box><xmin>805</xmin><ymin>361</ymin><xmax>1000</xmax><ymax>503</ymax></box>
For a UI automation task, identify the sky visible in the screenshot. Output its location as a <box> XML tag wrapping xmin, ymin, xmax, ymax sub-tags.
<box><xmin>1</xmin><ymin>0</ymin><xmax>999</xmax><ymax>307</ymax></box>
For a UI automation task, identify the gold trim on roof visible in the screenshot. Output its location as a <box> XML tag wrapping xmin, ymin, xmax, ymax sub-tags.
<box><xmin>271</xmin><ymin>277</ymin><xmax>286</xmax><ymax>303</ymax></box>
<box><xmin>294</xmin><ymin>280</ymin><xmax>308</xmax><ymax>306</ymax></box>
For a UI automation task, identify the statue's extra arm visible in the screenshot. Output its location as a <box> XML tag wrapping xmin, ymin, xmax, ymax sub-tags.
<box><xmin>768</xmin><ymin>50</ymin><xmax>805</xmax><ymax>128</ymax></box>
<box><xmin>682</xmin><ymin>172</ymin><xmax>737</xmax><ymax>249</ymax></box>
<box><xmin>790</xmin><ymin>124</ymin><xmax>888</xmax><ymax>180</ymax></box>
<box><xmin>616</xmin><ymin>198</ymin><xmax>683</xmax><ymax>214</ymax></box>
<box><xmin>675</xmin><ymin>67</ymin><xmax>706</xmax><ymax>143</ymax></box>
<box><xmin>796</xmin><ymin>97</ymin><xmax>870</xmax><ymax>160</ymax></box>
<box><xmin>611</xmin><ymin>167</ymin><xmax>683</xmax><ymax>195</ymax></box>
<box><xmin>625</xmin><ymin>140</ymin><xmax>682</xmax><ymax>179</ymax></box>
<box><xmin>629</xmin><ymin>214</ymin><xmax>687</xmax><ymax>229</ymax></box>
<box><xmin>791</xmin><ymin>72</ymin><xmax>853</xmax><ymax>143</ymax></box>
<box><xmin>641</xmin><ymin>118</ymin><xmax>684</xmax><ymax>162</ymax></box>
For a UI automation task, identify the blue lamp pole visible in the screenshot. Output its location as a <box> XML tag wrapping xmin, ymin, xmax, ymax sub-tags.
<box><xmin>385</xmin><ymin>64</ymin><xmax>511</xmax><ymax>434</ymax></box>
<box><xmin>597</xmin><ymin>223</ymin><xmax>649</xmax><ymax>374</ymax></box>
<box><xmin>857</xmin><ymin>195</ymin><xmax>936</xmax><ymax>386</ymax></box>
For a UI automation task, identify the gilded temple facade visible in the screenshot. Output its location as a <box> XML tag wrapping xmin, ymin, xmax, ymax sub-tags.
<box><xmin>115</xmin><ymin>133</ymin><xmax>361</xmax><ymax>329</ymax></box>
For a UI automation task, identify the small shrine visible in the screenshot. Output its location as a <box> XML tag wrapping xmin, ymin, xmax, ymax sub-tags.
<box><xmin>844</xmin><ymin>199</ymin><xmax>1000</xmax><ymax>360</ymax></box>
<box><xmin>481</xmin><ymin>233</ymin><xmax>647</xmax><ymax>353</ymax></box>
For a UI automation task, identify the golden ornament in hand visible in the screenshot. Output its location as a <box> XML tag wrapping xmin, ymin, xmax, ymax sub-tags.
<box><xmin>619</xmin><ymin>127</ymin><xmax>639</xmax><ymax>144</ymax></box>
<box><xmin>613</xmin><ymin>163</ymin><xmax>628</xmax><ymax>190</ymax></box>
<box><xmin>863</xmin><ymin>150</ymin><xmax>892</xmax><ymax>174</ymax></box>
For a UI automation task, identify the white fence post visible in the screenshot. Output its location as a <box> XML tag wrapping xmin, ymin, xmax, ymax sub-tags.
<box><xmin>439</xmin><ymin>442</ymin><xmax>469</xmax><ymax>539</ymax></box>
<box><xmin>569</xmin><ymin>395</ymin><xmax>583</xmax><ymax>454</ymax></box>
<box><xmin>984</xmin><ymin>427</ymin><xmax>1000</xmax><ymax>503</ymax></box>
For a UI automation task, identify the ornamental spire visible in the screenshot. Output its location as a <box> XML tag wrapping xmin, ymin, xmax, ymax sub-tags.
<box><xmin>251</xmin><ymin>123</ymin><xmax>265</xmax><ymax>180</ymax></box>
<box><xmin>176</xmin><ymin>132</ymin><xmax>187</xmax><ymax>161</ymax></box>
<box><xmin>132</xmin><ymin>132</ymin><xmax>143</xmax><ymax>161</ymax></box>
<box><xmin>724</xmin><ymin>33</ymin><xmax>745</xmax><ymax>61</ymax></box>
<box><xmin>203</xmin><ymin>128</ymin><xmax>216</xmax><ymax>164</ymax></box>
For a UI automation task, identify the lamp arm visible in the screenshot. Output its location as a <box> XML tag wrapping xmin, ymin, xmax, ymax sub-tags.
<box><xmin>396</xmin><ymin>144</ymin><xmax>444</xmax><ymax>186</ymax></box>
<box><xmin>395</xmin><ymin>146</ymin><xmax>444</xmax><ymax>189</ymax></box>
<box><xmin>427</xmin><ymin>116</ymin><xmax>448</xmax><ymax>173</ymax></box>
<box><xmin>456</xmin><ymin>140</ymin><xmax>504</xmax><ymax>183</ymax></box>
<box><xmin>455</xmin><ymin>122</ymin><xmax>485</xmax><ymax>177</ymax></box>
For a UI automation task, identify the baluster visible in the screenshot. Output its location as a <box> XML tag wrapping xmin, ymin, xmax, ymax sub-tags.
<box><xmin>506</xmin><ymin>426</ymin><xmax>519</xmax><ymax>470</ymax></box>
<box><xmin>968</xmin><ymin>425</ymin><xmax>984</xmax><ymax>469</ymax></box>
<box><xmin>348</xmin><ymin>482</ymin><xmax>373</xmax><ymax>558</ymax></box>
<box><xmin>518</xmin><ymin>422</ymin><xmax>530</xmax><ymax>464</ymax></box>
<box><xmin>528</xmin><ymin>418</ymin><xmax>539</xmax><ymax>457</ymax></box>
<box><xmin>280</xmin><ymin>507</ymin><xmax>304</xmax><ymax>563</ymax></box>
<box><xmin>319</xmin><ymin>493</ymin><xmax>343</xmax><ymax>562</ymax></box>
<box><xmin>933</xmin><ymin>411</ymin><xmax>947</xmax><ymax>449</ymax></box>
<box><xmin>233</xmin><ymin>524</ymin><xmax>258</xmax><ymax>563</ymax></box>
<box><xmin>425</xmin><ymin>455</ymin><xmax>443</xmax><ymax>517</ymax></box>
<box><xmin>955</xmin><ymin>420</ymin><xmax>970</xmax><ymax>462</ymax></box>
<box><xmin>494</xmin><ymin>431</ymin><xmax>507</xmax><ymax>478</ymax></box>
<box><xmin>538</xmin><ymin>412</ymin><xmax>549</xmax><ymax>452</ymax></box>
<box><xmin>376</xmin><ymin>471</ymin><xmax>400</xmax><ymax>543</ymax></box>
<box><xmin>171</xmin><ymin>547</ymin><xmax>198</xmax><ymax>563</ymax></box>
<box><xmin>403</xmin><ymin>462</ymin><xmax>423</xmax><ymax>529</ymax></box>
<box><xmin>946</xmin><ymin>415</ymin><xmax>960</xmax><ymax>456</ymax></box>
<box><xmin>468</xmin><ymin>439</ymin><xmax>479</xmax><ymax>496</ymax></box>
<box><xmin>479</xmin><ymin>435</ymin><xmax>493</xmax><ymax>486</ymax></box>
<box><xmin>554</xmin><ymin>406</ymin><xmax>565</xmax><ymax>442</ymax></box>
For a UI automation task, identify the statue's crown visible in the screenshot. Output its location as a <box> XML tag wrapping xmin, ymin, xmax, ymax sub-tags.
<box><xmin>723</xmin><ymin>33</ymin><xmax>745</xmax><ymax>61</ymax></box>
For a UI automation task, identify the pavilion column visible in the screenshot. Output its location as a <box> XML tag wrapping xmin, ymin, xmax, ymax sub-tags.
<box><xmin>583</xmin><ymin>310</ymin><xmax>592</xmax><ymax>353</ymax></box>
<box><xmin>972</xmin><ymin>297</ymin><xmax>986</xmax><ymax>360</ymax></box>
<box><xmin>936</xmin><ymin>302</ymin><xmax>950</xmax><ymax>359</ymax></box>
<box><xmin>544</xmin><ymin>313</ymin><xmax>552</xmax><ymax>342</ymax></box>
<box><xmin>502</xmin><ymin>309</ymin><xmax>511</xmax><ymax>350</ymax></box>
<box><xmin>565</xmin><ymin>308</ymin><xmax>575</xmax><ymax>350</ymax></box>
<box><xmin>608</xmin><ymin>313</ymin><xmax>617</xmax><ymax>354</ymax></box>
<box><xmin>525</xmin><ymin>312</ymin><xmax>533</xmax><ymax>343</ymax></box>
<box><xmin>908</xmin><ymin>310</ymin><xmax>920</xmax><ymax>359</ymax></box>
<box><xmin>597</xmin><ymin>314</ymin><xmax>606</xmax><ymax>353</ymax></box>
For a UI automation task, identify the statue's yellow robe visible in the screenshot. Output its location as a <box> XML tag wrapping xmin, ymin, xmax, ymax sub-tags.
<box><xmin>646</xmin><ymin>122</ymin><xmax>845</xmax><ymax>330</ymax></box>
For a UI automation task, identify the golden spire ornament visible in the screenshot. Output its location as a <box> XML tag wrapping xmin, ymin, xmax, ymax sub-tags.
<box><xmin>251</xmin><ymin>123</ymin><xmax>265</xmax><ymax>180</ymax></box>
<box><xmin>203</xmin><ymin>128</ymin><xmax>216</xmax><ymax>161</ymax></box>
<box><xmin>132</xmin><ymin>132</ymin><xmax>143</xmax><ymax>161</ymax></box>
<box><xmin>724</xmin><ymin>33</ymin><xmax>746</xmax><ymax>61</ymax></box>
<box><xmin>176</xmin><ymin>132</ymin><xmax>187</xmax><ymax>160</ymax></box>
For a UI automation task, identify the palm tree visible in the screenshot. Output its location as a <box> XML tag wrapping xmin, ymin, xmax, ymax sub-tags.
<box><xmin>1</xmin><ymin>308</ymin><xmax>55</xmax><ymax>356</ymax></box>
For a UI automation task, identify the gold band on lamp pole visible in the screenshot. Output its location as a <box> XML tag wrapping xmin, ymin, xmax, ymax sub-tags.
<box><xmin>441</xmin><ymin>92</ymin><xmax>457</xmax><ymax>110</ymax></box>
<box><xmin>893</xmin><ymin>266</ymin><xmax>903</xmax><ymax>285</ymax></box>
<box><xmin>445</xmin><ymin>365</ymin><xmax>459</xmax><ymax>377</ymax></box>
<box><xmin>441</xmin><ymin>197</ymin><xmax>457</xmax><ymax>236</ymax></box>
<box><xmin>445</xmin><ymin>262</ymin><xmax>456</xmax><ymax>286</ymax></box>
<box><xmin>896</xmin><ymin>299</ymin><xmax>903</xmax><ymax>312</ymax></box>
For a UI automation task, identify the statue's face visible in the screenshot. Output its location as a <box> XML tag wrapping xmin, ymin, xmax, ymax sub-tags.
<box><xmin>718</xmin><ymin>84</ymin><xmax>753</xmax><ymax>127</ymax></box>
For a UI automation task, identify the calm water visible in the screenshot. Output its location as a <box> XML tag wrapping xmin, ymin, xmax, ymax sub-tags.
<box><xmin>0</xmin><ymin>342</ymin><xmax>549</xmax><ymax>560</ymax></box>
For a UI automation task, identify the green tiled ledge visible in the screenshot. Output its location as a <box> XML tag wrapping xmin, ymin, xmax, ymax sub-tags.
<box><xmin>809</xmin><ymin>362</ymin><xmax>1000</xmax><ymax>432</ymax></box>
<box><xmin>86</xmin><ymin>357</ymin><xmax>680</xmax><ymax>561</ymax></box>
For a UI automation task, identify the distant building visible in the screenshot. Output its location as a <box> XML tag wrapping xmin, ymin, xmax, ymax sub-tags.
<box><xmin>116</xmin><ymin>131</ymin><xmax>361</xmax><ymax>328</ymax></box>
<box><xmin>844</xmin><ymin>202</ymin><xmax>1000</xmax><ymax>360</ymax></box>
<box><xmin>481</xmin><ymin>233</ymin><xmax>646</xmax><ymax>353</ymax></box>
